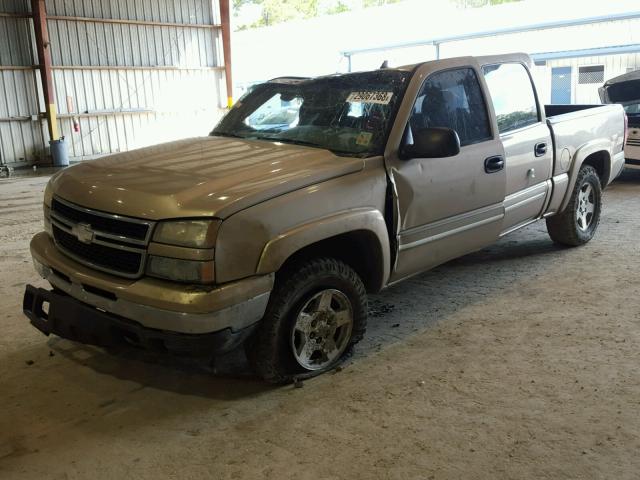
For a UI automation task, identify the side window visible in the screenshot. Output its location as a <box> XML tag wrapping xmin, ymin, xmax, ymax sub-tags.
<box><xmin>409</xmin><ymin>68</ymin><xmax>492</xmax><ymax>147</ymax></box>
<box><xmin>482</xmin><ymin>63</ymin><xmax>539</xmax><ymax>133</ymax></box>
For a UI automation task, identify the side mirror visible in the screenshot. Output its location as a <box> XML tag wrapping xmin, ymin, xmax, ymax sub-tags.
<box><xmin>400</xmin><ymin>127</ymin><xmax>461</xmax><ymax>160</ymax></box>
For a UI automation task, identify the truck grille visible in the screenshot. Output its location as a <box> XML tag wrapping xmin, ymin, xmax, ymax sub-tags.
<box><xmin>52</xmin><ymin>225</ymin><xmax>143</xmax><ymax>275</ymax></box>
<box><xmin>50</xmin><ymin>197</ymin><xmax>154</xmax><ymax>278</ymax></box>
<box><xmin>51</xmin><ymin>198</ymin><xmax>149</xmax><ymax>240</ymax></box>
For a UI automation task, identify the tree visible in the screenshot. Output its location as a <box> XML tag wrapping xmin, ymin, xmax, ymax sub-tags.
<box><xmin>452</xmin><ymin>0</ymin><xmax>522</xmax><ymax>7</ymax></box>
<box><xmin>233</xmin><ymin>0</ymin><xmax>403</xmax><ymax>30</ymax></box>
<box><xmin>232</xmin><ymin>0</ymin><xmax>521</xmax><ymax>30</ymax></box>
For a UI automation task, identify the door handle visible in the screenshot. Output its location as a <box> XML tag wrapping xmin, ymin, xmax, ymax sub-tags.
<box><xmin>484</xmin><ymin>155</ymin><xmax>504</xmax><ymax>174</ymax></box>
<box><xmin>535</xmin><ymin>142</ymin><xmax>547</xmax><ymax>157</ymax></box>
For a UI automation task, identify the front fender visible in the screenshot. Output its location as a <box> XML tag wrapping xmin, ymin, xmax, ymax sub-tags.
<box><xmin>256</xmin><ymin>208</ymin><xmax>391</xmax><ymax>290</ymax></box>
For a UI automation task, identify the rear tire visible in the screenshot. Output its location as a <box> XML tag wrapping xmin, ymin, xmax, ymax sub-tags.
<box><xmin>546</xmin><ymin>165</ymin><xmax>602</xmax><ymax>246</ymax></box>
<box><xmin>245</xmin><ymin>258</ymin><xmax>368</xmax><ymax>384</ymax></box>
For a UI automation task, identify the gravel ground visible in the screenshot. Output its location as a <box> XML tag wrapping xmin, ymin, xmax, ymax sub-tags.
<box><xmin>1</xmin><ymin>169</ymin><xmax>639</xmax><ymax>479</ymax></box>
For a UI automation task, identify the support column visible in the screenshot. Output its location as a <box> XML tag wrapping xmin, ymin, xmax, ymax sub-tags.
<box><xmin>31</xmin><ymin>0</ymin><xmax>59</xmax><ymax>141</ymax></box>
<box><xmin>219</xmin><ymin>0</ymin><xmax>233</xmax><ymax>108</ymax></box>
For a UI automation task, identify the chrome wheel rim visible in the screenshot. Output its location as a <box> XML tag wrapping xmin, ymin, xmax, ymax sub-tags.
<box><xmin>576</xmin><ymin>183</ymin><xmax>596</xmax><ymax>231</ymax></box>
<box><xmin>290</xmin><ymin>289</ymin><xmax>353</xmax><ymax>371</ymax></box>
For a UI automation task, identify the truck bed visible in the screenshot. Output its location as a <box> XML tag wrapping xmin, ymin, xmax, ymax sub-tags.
<box><xmin>544</xmin><ymin>104</ymin><xmax>625</xmax><ymax>182</ymax></box>
<box><xmin>544</xmin><ymin>104</ymin><xmax>605</xmax><ymax>117</ymax></box>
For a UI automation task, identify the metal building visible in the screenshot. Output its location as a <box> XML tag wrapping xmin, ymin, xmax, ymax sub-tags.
<box><xmin>0</xmin><ymin>0</ymin><xmax>232</xmax><ymax>167</ymax></box>
<box><xmin>341</xmin><ymin>12</ymin><xmax>640</xmax><ymax>106</ymax></box>
<box><xmin>233</xmin><ymin>1</ymin><xmax>640</xmax><ymax>108</ymax></box>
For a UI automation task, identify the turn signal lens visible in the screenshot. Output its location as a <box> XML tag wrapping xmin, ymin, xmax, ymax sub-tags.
<box><xmin>146</xmin><ymin>256</ymin><xmax>215</xmax><ymax>284</ymax></box>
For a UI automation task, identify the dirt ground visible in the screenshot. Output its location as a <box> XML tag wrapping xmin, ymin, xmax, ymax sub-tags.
<box><xmin>1</xmin><ymin>169</ymin><xmax>639</xmax><ymax>480</ymax></box>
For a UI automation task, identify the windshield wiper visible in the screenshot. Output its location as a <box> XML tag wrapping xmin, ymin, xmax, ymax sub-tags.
<box><xmin>214</xmin><ymin>134</ymin><xmax>364</xmax><ymax>156</ymax></box>
<box><xmin>256</xmin><ymin>137</ymin><xmax>359</xmax><ymax>156</ymax></box>
<box><xmin>255</xmin><ymin>136</ymin><xmax>323</xmax><ymax>148</ymax></box>
<box><xmin>214</xmin><ymin>133</ymin><xmax>326</xmax><ymax>150</ymax></box>
<box><xmin>211</xmin><ymin>131</ymin><xmax>246</xmax><ymax>139</ymax></box>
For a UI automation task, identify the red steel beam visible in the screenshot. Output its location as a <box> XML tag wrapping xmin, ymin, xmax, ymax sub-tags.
<box><xmin>31</xmin><ymin>0</ymin><xmax>59</xmax><ymax>140</ymax></box>
<box><xmin>47</xmin><ymin>15</ymin><xmax>221</xmax><ymax>29</ymax></box>
<box><xmin>219</xmin><ymin>0</ymin><xmax>233</xmax><ymax>108</ymax></box>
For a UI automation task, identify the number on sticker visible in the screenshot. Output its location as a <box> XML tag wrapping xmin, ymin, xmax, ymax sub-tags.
<box><xmin>346</xmin><ymin>91</ymin><xmax>393</xmax><ymax>105</ymax></box>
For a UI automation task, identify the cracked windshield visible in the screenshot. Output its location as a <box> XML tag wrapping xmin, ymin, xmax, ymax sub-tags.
<box><xmin>212</xmin><ymin>70</ymin><xmax>411</xmax><ymax>156</ymax></box>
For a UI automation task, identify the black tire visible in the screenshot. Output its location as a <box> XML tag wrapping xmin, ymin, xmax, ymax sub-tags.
<box><xmin>245</xmin><ymin>258</ymin><xmax>367</xmax><ymax>383</ymax></box>
<box><xmin>546</xmin><ymin>165</ymin><xmax>602</xmax><ymax>246</ymax></box>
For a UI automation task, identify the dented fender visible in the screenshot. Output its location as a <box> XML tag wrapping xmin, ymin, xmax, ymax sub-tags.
<box><xmin>256</xmin><ymin>208</ymin><xmax>391</xmax><ymax>290</ymax></box>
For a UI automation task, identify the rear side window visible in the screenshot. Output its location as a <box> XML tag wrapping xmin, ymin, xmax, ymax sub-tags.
<box><xmin>482</xmin><ymin>63</ymin><xmax>539</xmax><ymax>133</ymax></box>
<box><xmin>409</xmin><ymin>68</ymin><xmax>492</xmax><ymax>147</ymax></box>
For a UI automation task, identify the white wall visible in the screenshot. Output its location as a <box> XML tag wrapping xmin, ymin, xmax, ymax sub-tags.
<box><xmin>534</xmin><ymin>53</ymin><xmax>640</xmax><ymax>104</ymax></box>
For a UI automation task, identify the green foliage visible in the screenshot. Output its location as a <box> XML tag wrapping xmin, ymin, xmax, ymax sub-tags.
<box><xmin>452</xmin><ymin>0</ymin><xmax>522</xmax><ymax>7</ymax></box>
<box><xmin>362</xmin><ymin>0</ymin><xmax>402</xmax><ymax>6</ymax></box>
<box><xmin>326</xmin><ymin>1</ymin><xmax>351</xmax><ymax>14</ymax></box>
<box><xmin>232</xmin><ymin>0</ymin><xmax>522</xmax><ymax>30</ymax></box>
<box><xmin>233</xmin><ymin>0</ymin><xmax>405</xmax><ymax>30</ymax></box>
<box><xmin>233</xmin><ymin>0</ymin><xmax>320</xmax><ymax>28</ymax></box>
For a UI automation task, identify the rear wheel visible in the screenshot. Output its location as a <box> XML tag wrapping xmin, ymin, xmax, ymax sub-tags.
<box><xmin>246</xmin><ymin>258</ymin><xmax>367</xmax><ymax>383</ymax></box>
<box><xmin>546</xmin><ymin>165</ymin><xmax>602</xmax><ymax>246</ymax></box>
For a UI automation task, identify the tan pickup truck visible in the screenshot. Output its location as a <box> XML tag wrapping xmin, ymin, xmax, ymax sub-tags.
<box><xmin>24</xmin><ymin>53</ymin><xmax>626</xmax><ymax>382</ymax></box>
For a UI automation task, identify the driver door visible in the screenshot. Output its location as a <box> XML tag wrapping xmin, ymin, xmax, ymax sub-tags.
<box><xmin>387</xmin><ymin>62</ymin><xmax>506</xmax><ymax>282</ymax></box>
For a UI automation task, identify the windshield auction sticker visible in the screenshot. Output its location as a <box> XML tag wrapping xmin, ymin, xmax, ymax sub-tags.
<box><xmin>346</xmin><ymin>91</ymin><xmax>393</xmax><ymax>105</ymax></box>
<box><xmin>356</xmin><ymin>132</ymin><xmax>373</xmax><ymax>146</ymax></box>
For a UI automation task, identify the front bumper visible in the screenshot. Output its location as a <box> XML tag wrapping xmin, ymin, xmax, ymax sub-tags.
<box><xmin>29</xmin><ymin>231</ymin><xmax>273</xmax><ymax>336</ymax></box>
<box><xmin>23</xmin><ymin>285</ymin><xmax>255</xmax><ymax>355</ymax></box>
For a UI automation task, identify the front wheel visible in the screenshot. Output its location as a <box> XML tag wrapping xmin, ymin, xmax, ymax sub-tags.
<box><xmin>546</xmin><ymin>165</ymin><xmax>602</xmax><ymax>246</ymax></box>
<box><xmin>245</xmin><ymin>258</ymin><xmax>367</xmax><ymax>383</ymax></box>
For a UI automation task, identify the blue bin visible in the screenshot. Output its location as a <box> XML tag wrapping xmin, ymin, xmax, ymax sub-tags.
<box><xmin>50</xmin><ymin>137</ymin><xmax>69</xmax><ymax>167</ymax></box>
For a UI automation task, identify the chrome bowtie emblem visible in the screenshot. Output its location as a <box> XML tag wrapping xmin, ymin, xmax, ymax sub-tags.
<box><xmin>72</xmin><ymin>223</ymin><xmax>95</xmax><ymax>244</ymax></box>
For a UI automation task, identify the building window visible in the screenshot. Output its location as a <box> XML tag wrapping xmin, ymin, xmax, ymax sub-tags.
<box><xmin>578</xmin><ymin>66</ymin><xmax>604</xmax><ymax>84</ymax></box>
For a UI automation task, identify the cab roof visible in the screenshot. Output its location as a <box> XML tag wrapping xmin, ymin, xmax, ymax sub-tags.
<box><xmin>267</xmin><ymin>53</ymin><xmax>533</xmax><ymax>84</ymax></box>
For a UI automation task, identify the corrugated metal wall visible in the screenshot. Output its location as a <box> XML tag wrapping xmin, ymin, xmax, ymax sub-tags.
<box><xmin>0</xmin><ymin>0</ymin><xmax>45</xmax><ymax>165</ymax></box>
<box><xmin>0</xmin><ymin>0</ymin><xmax>227</xmax><ymax>166</ymax></box>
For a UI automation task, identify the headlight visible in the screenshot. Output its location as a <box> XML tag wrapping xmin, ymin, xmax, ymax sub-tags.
<box><xmin>146</xmin><ymin>256</ymin><xmax>215</xmax><ymax>284</ymax></box>
<box><xmin>43</xmin><ymin>204</ymin><xmax>52</xmax><ymax>235</ymax></box>
<box><xmin>152</xmin><ymin>220</ymin><xmax>220</xmax><ymax>248</ymax></box>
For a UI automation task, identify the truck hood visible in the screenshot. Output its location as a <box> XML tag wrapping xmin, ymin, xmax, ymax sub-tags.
<box><xmin>599</xmin><ymin>70</ymin><xmax>640</xmax><ymax>104</ymax></box>
<box><xmin>50</xmin><ymin>136</ymin><xmax>363</xmax><ymax>220</ymax></box>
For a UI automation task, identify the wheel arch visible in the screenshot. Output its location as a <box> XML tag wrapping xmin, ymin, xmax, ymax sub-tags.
<box><xmin>560</xmin><ymin>143</ymin><xmax>611</xmax><ymax>212</ymax></box>
<box><xmin>256</xmin><ymin>209</ymin><xmax>391</xmax><ymax>293</ymax></box>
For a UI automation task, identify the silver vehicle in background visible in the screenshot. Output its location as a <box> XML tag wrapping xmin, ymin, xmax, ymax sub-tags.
<box><xmin>600</xmin><ymin>70</ymin><xmax>639</xmax><ymax>169</ymax></box>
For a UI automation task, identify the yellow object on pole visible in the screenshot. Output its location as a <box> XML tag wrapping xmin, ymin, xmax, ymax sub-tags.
<box><xmin>219</xmin><ymin>0</ymin><xmax>233</xmax><ymax>109</ymax></box>
<box><xmin>48</xmin><ymin>103</ymin><xmax>59</xmax><ymax>140</ymax></box>
<box><xmin>31</xmin><ymin>0</ymin><xmax>59</xmax><ymax>141</ymax></box>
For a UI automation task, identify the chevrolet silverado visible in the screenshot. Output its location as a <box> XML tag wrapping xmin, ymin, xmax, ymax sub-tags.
<box><xmin>24</xmin><ymin>53</ymin><xmax>626</xmax><ymax>382</ymax></box>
